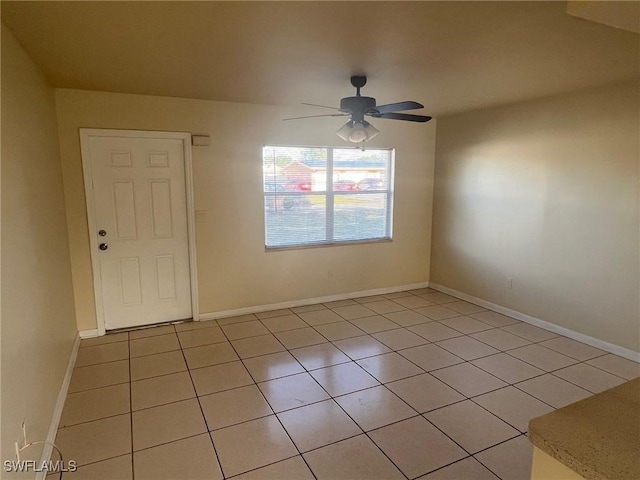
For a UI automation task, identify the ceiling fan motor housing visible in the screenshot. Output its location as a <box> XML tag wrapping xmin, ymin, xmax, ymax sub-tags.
<box><xmin>340</xmin><ymin>96</ymin><xmax>377</xmax><ymax>116</ymax></box>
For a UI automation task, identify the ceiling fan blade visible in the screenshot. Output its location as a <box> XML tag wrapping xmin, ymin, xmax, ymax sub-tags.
<box><xmin>370</xmin><ymin>112</ymin><xmax>432</xmax><ymax>122</ymax></box>
<box><xmin>301</xmin><ymin>102</ymin><xmax>341</xmax><ymax>111</ymax></box>
<box><xmin>283</xmin><ymin>113</ymin><xmax>349</xmax><ymax>121</ymax></box>
<box><xmin>374</xmin><ymin>101</ymin><xmax>424</xmax><ymax>114</ymax></box>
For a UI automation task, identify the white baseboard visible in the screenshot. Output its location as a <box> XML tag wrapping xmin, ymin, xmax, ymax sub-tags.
<box><xmin>79</xmin><ymin>329</ymin><xmax>99</xmax><ymax>339</ymax></box>
<box><xmin>199</xmin><ymin>282</ymin><xmax>430</xmax><ymax>321</ymax></box>
<box><xmin>36</xmin><ymin>334</ymin><xmax>81</xmax><ymax>480</ymax></box>
<box><xmin>428</xmin><ymin>282</ymin><xmax>640</xmax><ymax>363</ymax></box>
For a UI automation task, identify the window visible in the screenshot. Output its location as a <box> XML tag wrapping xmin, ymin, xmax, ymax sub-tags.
<box><xmin>263</xmin><ymin>145</ymin><xmax>394</xmax><ymax>249</ymax></box>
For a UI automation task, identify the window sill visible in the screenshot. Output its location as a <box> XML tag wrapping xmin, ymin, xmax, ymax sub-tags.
<box><xmin>265</xmin><ymin>237</ymin><xmax>392</xmax><ymax>252</ymax></box>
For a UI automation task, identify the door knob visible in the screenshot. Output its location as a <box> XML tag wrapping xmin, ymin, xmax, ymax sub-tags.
<box><xmin>99</xmin><ymin>243</ymin><xmax>108</xmax><ymax>251</ymax></box>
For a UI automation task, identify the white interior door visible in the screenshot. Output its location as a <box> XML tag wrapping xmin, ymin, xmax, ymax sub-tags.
<box><xmin>82</xmin><ymin>131</ymin><xmax>194</xmax><ymax>330</ymax></box>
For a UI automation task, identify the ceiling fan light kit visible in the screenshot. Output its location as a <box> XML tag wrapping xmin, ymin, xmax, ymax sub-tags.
<box><xmin>336</xmin><ymin>120</ymin><xmax>380</xmax><ymax>143</ymax></box>
<box><xmin>285</xmin><ymin>75</ymin><xmax>432</xmax><ymax>144</ymax></box>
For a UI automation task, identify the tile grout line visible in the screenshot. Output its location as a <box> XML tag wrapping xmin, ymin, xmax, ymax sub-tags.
<box><xmin>127</xmin><ymin>331</ymin><xmax>135</xmax><ymax>480</ymax></box>
<box><xmin>246</xmin><ymin>306</ymin><xmax>481</xmax><ymax>479</ymax></box>
<box><xmin>351</xmin><ymin>377</ymin><xmax>478</xmax><ymax>478</ymax></box>
<box><xmin>472</xmin><ymin>432</ymin><xmax>532</xmax><ymax>480</ymax></box>
<box><xmin>234</xmin><ymin>307</ymin><xmax>439</xmax><ymax>478</ymax></box>
<box><xmin>259</xmin><ymin>315</ymin><xmax>337</xmax><ymax>480</ymax></box>
<box><xmin>174</xmin><ymin>324</ymin><xmax>228</xmax><ymax>479</ymax></box>
<box><xmin>269</xmin><ymin>345</ymin><xmax>412</xmax><ymax>480</ymax></box>
<box><xmin>357</xmin><ymin>333</ymin><xmax>571</xmax><ymax>458</ymax></box>
<box><xmin>465</xmin><ymin>394</ymin><xmax>534</xmax><ymax>435</ymax></box>
<box><xmin>375</xmin><ymin>358</ymin><xmax>530</xmax><ymax>476</ymax></box>
<box><xmin>221</xmin><ymin>322</ymin><xmax>321</xmax><ymax>480</ymax></box>
<box><xmin>364</xmin><ymin>380</ymin><xmax>470</xmax><ymax>478</ymax></box>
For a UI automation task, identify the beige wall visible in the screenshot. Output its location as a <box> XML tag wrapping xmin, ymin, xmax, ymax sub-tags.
<box><xmin>1</xmin><ymin>24</ymin><xmax>77</xmax><ymax>470</ymax></box>
<box><xmin>431</xmin><ymin>82</ymin><xmax>639</xmax><ymax>352</ymax></box>
<box><xmin>54</xmin><ymin>89</ymin><xmax>436</xmax><ymax>331</ymax></box>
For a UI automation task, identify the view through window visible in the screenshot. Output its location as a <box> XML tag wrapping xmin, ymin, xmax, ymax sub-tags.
<box><xmin>263</xmin><ymin>145</ymin><xmax>394</xmax><ymax>248</ymax></box>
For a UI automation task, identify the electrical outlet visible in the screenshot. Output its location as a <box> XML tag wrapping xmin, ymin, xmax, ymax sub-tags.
<box><xmin>505</xmin><ymin>277</ymin><xmax>513</xmax><ymax>289</ymax></box>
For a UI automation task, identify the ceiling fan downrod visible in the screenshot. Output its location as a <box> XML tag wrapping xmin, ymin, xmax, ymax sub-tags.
<box><xmin>350</xmin><ymin>75</ymin><xmax>367</xmax><ymax>97</ymax></box>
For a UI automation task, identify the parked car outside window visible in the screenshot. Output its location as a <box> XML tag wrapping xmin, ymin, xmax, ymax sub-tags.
<box><xmin>287</xmin><ymin>181</ymin><xmax>312</xmax><ymax>192</ymax></box>
<box><xmin>333</xmin><ymin>180</ymin><xmax>360</xmax><ymax>191</ymax></box>
<box><xmin>264</xmin><ymin>183</ymin><xmax>297</xmax><ymax>212</ymax></box>
<box><xmin>358</xmin><ymin>178</ymin><xmax>384</xmax><ymax>190</ymax></box>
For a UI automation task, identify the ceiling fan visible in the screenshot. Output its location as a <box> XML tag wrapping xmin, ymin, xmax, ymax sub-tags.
<box><xmin>284</xmin><ymin>75</ymin><xmax>432</xmax><ymax>144</ymax></box>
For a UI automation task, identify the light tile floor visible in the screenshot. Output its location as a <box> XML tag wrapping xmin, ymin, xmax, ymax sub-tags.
<box><xmin>52</xmin><ymin>288</ymin><xmax>640</xmax><ymax>479</ymax></box>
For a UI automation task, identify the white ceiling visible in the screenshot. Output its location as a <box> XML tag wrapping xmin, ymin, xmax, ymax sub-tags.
<box><xmin>2</xmin><ymin>1</ymin><xmax>638</xmax><ymax>117</ymax></box>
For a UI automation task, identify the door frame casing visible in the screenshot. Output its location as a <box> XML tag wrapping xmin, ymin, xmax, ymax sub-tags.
<box><xmin>80</xmin><ymin>128</ymin><xmax>199</xmax><ymax>335</ymax></box>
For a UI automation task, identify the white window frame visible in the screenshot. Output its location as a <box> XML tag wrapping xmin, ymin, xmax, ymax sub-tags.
<box><xmin>263</xmin><ymin>145</ymin><xmax>395</xmax><ymax>250</ymax></box>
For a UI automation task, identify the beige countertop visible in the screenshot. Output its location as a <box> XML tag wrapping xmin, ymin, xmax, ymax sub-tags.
<box><xmin>529</xmin><ymin>378</ymin><xmax>640</xmax><ymax>480</ymax></box>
